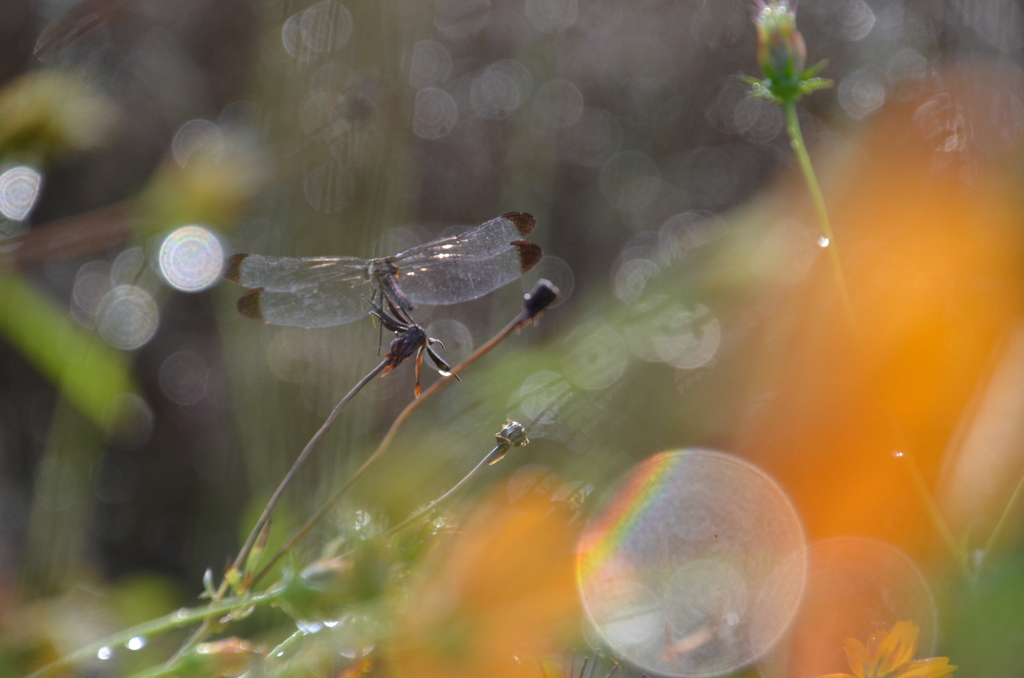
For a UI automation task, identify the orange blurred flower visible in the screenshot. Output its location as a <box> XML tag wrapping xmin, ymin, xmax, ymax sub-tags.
<box><xmin>817</xmin><ymin>621</ymin><xmax>955</xmax><ymax>678</ymax></box>
<box><xmin>389</xmin><ymin>482</ymin><xmax>581</xmax><ymax>678</ymax></box>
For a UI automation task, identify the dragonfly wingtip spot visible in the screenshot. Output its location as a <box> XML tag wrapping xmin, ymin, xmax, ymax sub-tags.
<box><xmin>223</xmin><ymin>253</ymin><xmax>248</xmax><ymax>283</ymax></box>
<box><xmin>513</xmin><ymin>241</ymin><xmax>543</xmax><ymax>274</ymax></box>
<box><xmin>503</xmin><ymin>212</ymin><xmax>537</xmax><ymax>237</ymax></box>
<box><xmin>237</xmin><ymin>289</ymin><xmax>265</xmax><ymax>321</ymax></box>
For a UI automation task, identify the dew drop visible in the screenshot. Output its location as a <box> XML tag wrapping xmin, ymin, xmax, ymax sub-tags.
<box><xmin>97</xmin><ymin>646</ymin><xmax>113</xmax><ymax>660</ymax></box>
<box><xmin>127</xmin><ymin>636</ymin><xmax>147</xmax><ymax>651</ymax></box>
<box><xmin>818</xmin><ymin>236</ymin><xmax>830</xmax><ymax>248</ymax></box>
<box><xmin>892</xmin><ymin>450</ymin><xmax>904</xmax><ymax>458</ymax></box>
<box><xmin>296</xmin><ymin>620</ymin><xmax>323</xmax><ymax>633</ymax></box>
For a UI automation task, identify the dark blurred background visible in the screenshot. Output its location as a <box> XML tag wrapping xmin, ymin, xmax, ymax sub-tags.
<box><xmin>2</xmin><ymin>0</ymin><xmax>1024</xmax><ymax>675</ymax></box>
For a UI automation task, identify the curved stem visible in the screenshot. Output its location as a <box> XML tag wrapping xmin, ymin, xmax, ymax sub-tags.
<box><xmin>26</xmin><ymin>589</ymin><xmax>284</xmax><ymax>678</ymax></box>
<box><xmin>385</xmin><ymin>444</ymin><xmax>504</xmax><ymax>537</ymax></box>
<box><xmin>253</xmin><ymin>314</ymin><xmax>528</xmax><ymax>585</ymax></box>
<box><xmin>266</xmin><ymin>628</ymin><xmax>310</xmax><ymax>663</ymax></box>
<box><xmin>978</xmin><ymin>469</ymin><xmax>1024</xmax><ymax>571</ymax></box>
<box><xmin>783</xmin><ymin>101</ymin><xmax>859</xmax><ymax>338</ymax></box>
<box><xmin>783</xmin><ymin>100</ymin><xmax>968</xmax><ymax>574</ymax></box>
<box><xmin>168</xmin><ymin>360</ymin><xmax>388</xmax><ymax>664</ymax></box>
<box><xmin>234</xmin><ymin>360</ymin><xmax>388</xmax><ymax>572</ymax></box>
<box><xmin>900</xmin><ymin>448</ymin><xmax>971</xmax><ymax>577</ymax></box>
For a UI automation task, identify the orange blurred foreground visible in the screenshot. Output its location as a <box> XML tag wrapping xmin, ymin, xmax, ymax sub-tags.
<box><xmin>739</xmin><ymin>63</ymin><xmax>1024</xmax><ymax>677</ymax></box>
<box><xmin>389</xmin><ymin>480</ymin><xmax>581</xmax><ymax>678</ymax></box>
<box><xmin>740</xmin><ymin>63</ymin><xmax>1024</xmax><ymax>551</ymax></box>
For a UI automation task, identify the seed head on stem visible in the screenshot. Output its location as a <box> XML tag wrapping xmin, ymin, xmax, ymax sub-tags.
<box><xmin>743</xmin><ymin>0</ymin><xmax>831</xmax><ymax>105</ymax></box>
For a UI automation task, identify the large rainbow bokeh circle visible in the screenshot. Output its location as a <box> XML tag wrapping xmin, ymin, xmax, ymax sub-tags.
<box><xmin>576</xmin><ymin>449</ymin><xmax>807</xmax><ymax>677</ymax></box>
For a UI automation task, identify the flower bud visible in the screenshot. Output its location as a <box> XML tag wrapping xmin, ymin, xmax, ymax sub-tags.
<box><xmin>754</xmin><ymin>1</ymin><xmax>806</xmax><ymax>86</ymax></box>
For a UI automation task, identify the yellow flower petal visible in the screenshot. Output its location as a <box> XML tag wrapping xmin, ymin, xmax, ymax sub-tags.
<box><xmin>864</xmin><ymin>627</ymin><xmax>889</xmax><ymax>671</ymax></box>
<box><xmin>844</xmin><ymin>637</ymin><xmax>868</xmax><ymax>678</ymax></box>
<box><xmin>892</xmin><ymin>658</ymin><xmax>957</xmax><ymax>678</ymax></box>
<box><xmin>875</xmin><ymin>621</ymin><xmax>919</xmax><ymax>673</ymax></box>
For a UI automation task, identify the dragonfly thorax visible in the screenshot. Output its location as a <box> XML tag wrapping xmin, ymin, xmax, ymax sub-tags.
<box><xmin>368</xmin><ymin>258</ymin><xmax>413</xmax><ymax>313</ymax></box>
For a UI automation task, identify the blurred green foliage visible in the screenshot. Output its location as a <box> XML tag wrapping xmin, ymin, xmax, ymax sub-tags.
<box><xmin>0</xmin><ymin>270</ymin><xmax>137</xmax><ymax>433</ymax></box>
<box><xmin>2</xmin><ymin>0</ymin><xmax>1024</xmax><ymax>677</ymax></box>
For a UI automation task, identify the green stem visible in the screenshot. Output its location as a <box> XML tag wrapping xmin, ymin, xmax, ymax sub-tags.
<box><xmin>782</xmin><ymin>100</ymin><xmax>970</xmax><ymax>575</ymax></box>
<box><xmin>782</xmin><ymin>100</ymin><xmax>859</xmax><ymax>337</ymax></box>
<box><xmin>979</xmin><ymin>468</ymin><xmax>1024</xmax><ymax>571</ymax></box>
<box><xmin>26</xmin><ymin>588</ymin><xmax>285</xmax><ymax>678</ymax></box>
<box><xmin>899</xmin><ymin>449</ymin><xmax>971</xmax><ymax>577</ymax></box>
<box><xmin>384</xmin><ymin>444</ymin><xmax>505</xmax><ymax>538</ymax></box>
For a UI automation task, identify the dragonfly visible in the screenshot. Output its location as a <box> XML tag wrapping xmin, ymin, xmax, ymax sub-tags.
<box><xmin>223</xmin><ymin>212</ymin><xmax>542</xmax><ymax>328</ymax></box>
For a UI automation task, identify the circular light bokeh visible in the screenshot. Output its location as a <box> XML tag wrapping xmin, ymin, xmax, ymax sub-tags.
<box><xmin>0</xmin><ymin>166</ymin><xmax>42</xmax><ymax>221</ymax></box>
<box><xmin>425</xmin><ymin>318</ymin><xmax>473</xmax><ymax>365</ymax></box>
<box><xmin>577</xmin><ymin>449</ymin><xmax>807</xmax><ymax>678</ymax></box>
<box><xmin>759</xmin><ymin>536</ymin><xmax>937</xmax><ymax>678</ymax></box>
<box><xmin>159</xmin><ymin>351</ymin><xmax>210</xmax><ymax>406</ymax></box>
<box><xmin>157</xmin><ymin>226</ymin><xmax>224</xmax><ymax>292</ymax></box>
<box><xmin>97</xmin><ymin>286</ymin><xmax>159</xmax><ymax>350</ymax></box>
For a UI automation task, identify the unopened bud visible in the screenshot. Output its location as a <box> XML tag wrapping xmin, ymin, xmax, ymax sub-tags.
<box><xmin>754</xmin><ymin>1</ymin><xmax>806</xmax><ymax>84</ymax></box>
<box><xmin>744</xmin><ymin>0</ymin><xmax>830</xmax><ymax>104</ymax></box>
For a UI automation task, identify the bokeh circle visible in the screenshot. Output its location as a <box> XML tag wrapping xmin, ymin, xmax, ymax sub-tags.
<box><xmin>758</xmin><ymin>536</ymin><xmax>938</xmax><ymax>678</ymax></box>
<box><xmin>577</xmin><ymin>449</ymin><xmax>807</xmax><ymax>677</ymax></box>
<box><xmin>157</xmin><ymin>225</ymin><xmax>224</xmax><ymax>292</ymax></box>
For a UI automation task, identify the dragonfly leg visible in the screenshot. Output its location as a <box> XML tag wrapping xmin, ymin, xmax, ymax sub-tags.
<box><xmin>413</xmin><ymin>348</ymin><xmax>424</xmax><ymax>398</ymax></box>
<box><xmin>425</xmin><ymin>345</ymin><xmax>459</xmax><ymax>381</ymax></box>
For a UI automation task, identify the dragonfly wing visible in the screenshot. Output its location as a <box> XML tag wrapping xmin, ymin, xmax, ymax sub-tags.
<box><xmin>390</xmin><ymin>212</ymin><xmax>541</xmax><ymax>306</ymax></box>
<box><xmin>395</xmin><ymin>241</ymin><xmax>542</xmax><ymax>306</ymax></box>
<box><xmin>224</xmin><ymin>254</ymin><xmax>367</xmax><ymax>292</ymax></box>
<box><xmin>236</xmin><ymin>273</ymin><xmax>369</xmax><ymax>328</ymax></box>
<box><xmin>392</xmin><ymin>212</ymin><xmax>536</xmax><ymax>263</ymax></box>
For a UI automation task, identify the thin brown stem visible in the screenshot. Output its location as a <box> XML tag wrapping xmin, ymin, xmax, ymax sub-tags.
<box><xmin>166</xmin><ymin>359</ymin><xmax>387</xmax><ymax>664</ymax></box>
<box><xmin>233</xmin><ymin>360</ymin><xmax>388</xmax><ymax>573</ymax></box>
<box><xmin>252</xmin><ymin>312</ymin><xmax>532</xmax><ymax>585</ymax></box>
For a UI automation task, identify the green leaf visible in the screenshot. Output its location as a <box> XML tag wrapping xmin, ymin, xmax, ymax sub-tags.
<box><xmin>802</xmin><ymin>60</ymin><xmax>829</xmax><ymax>79</ymax></box>
<box><xmin>797</xmin><ymin>77</ymin><xmax>835</xmax><ymax>96</ymax></box>
<box><xmin>0</xmin><ymin>270</ymin><xmax>139</xmax><ymax>433</ymax></box>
